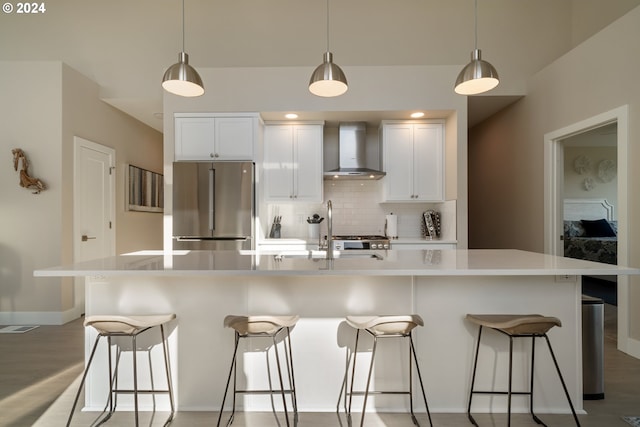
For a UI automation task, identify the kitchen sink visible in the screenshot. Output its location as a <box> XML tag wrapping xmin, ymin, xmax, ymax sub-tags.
<box><xmin>273</xmin><ymin>251</ymin><xmax>383</xmax><ymax>261</ymax></box>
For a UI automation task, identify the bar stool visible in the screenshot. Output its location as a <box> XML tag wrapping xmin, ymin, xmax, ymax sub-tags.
<box><xmin>466</xmin><ymin>314</ymin><xmax>581</xmax><ymax>427</ymax></box>
<box><xmin>67</xmin><ymin>314</ymin><xmax>176</xmax><ymax>427</ymax></box>
<box><xmin>217</xmin><ymin>315</ymin><xmax>299</xmax><ymax>427</ymax></box>
<box><xmin>338</xmin><ymin>315</ymin><xmax>433</xmax><ymax>427</ymax></box>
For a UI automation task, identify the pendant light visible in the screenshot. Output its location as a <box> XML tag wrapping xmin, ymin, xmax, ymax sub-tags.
<box><xmin>162</xmin><ymin>0</ymin><xmax>204</xmax><ymax>97</ymax></box>
<box><xmin>309</xmin><ymin>0</ymin><xmax>348</xmax><ymax>97</ymax></box>
<box><xmin>454</xmin><ymin>0</ymin><xmax>499</xmax><ymax>95</ymax></box>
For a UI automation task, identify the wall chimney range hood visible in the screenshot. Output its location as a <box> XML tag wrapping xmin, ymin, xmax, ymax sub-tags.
<box><xmin>324</xmin><ymin>122</ymin><xmax>386</xmax><ymax>180</ymax></box>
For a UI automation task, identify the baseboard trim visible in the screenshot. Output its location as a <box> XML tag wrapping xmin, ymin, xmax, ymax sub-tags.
<box><xmin>624</xmin><ymin>336</ymin><xmax>640</xmax><ymax>359</ymax></box>
<box><xmin>0</xmin><ymin>307</ymin><xmax>82</xmax><ymax>325</ymax></box>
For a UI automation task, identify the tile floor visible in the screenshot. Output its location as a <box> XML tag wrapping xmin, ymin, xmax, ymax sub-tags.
<box><xmin>1</xmin><ymin>305</ymin><xmax>638</xmax><ymax>426</ymax></box>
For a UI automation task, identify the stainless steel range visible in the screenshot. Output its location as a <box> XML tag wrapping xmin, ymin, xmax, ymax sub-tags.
<box><xmin>324</xmin><ymin>235</ymin><xmax>391</xmax><ymax>251</ymax></box>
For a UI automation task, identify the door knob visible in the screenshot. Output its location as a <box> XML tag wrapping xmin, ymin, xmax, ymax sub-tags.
<box><xmin>81</xmin><ymin>235</ymin><xmax>96</xmax><ymax>242</ymax></box>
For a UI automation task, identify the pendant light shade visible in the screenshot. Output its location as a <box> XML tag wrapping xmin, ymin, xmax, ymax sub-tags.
<box><xmin>309</xmin><ymin>0</ymin><xmax>348</xmax><ymax>97</ymax></box>
<box><xmin>162</xmin><ymin>0</ymin><xmax>204</xmax><ymax>97</ymax></box>
<box><xmin>309</xmin><ymin>52</ymin><xmax>348</xmax><ymax>97</ymax></box>
<box><xmin>162</xmin><ymin>52</ymin><xmax>205</xmax><ymax>97</ymax></box>
<box><xmin>454</xmin><ymin>49</ymin><xmax>499</xmax><ymax>95</ymax></box>
<box><xmin>454</xmin><ymin>0</ymin><xmax>499</xmax><ymax>95</ymax></box>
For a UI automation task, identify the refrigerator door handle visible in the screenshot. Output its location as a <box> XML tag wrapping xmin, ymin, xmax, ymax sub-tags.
<box><xmin>209</xmin><ymin>167</ymin><xmax>215</xmax><ymax>232</ymax></box>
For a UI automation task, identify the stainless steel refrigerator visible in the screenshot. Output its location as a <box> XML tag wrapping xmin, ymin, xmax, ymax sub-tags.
<box><xmin>172</xmin><ymin>161</ymin><xmax>254</xmax><ymax>250</ymax></box>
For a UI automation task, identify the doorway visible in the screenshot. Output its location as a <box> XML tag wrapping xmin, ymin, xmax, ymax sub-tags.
<box><xmin>562</xmin><ymin>124</ymin><xmax>618</xmax><ymax>304</ymax></box>
<box><xmin>73</xmin><ymin>137</ymin><xmax>116</xmax><ymax>315</ymax></box>
<box><xmin>544</xmin><ymin>105</ymin><xmax>632</xmax><ymax>356</ymax></box>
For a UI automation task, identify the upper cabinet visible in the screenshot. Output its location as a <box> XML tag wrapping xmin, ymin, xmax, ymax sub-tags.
<box><xmin>174</xmin><ymin>113</ymin><xmax>257</xmax><ymax>161</ymax></box>
<box><xmin>263</xmin><ymin>122</ymin><xmax>323</xmax><ymax>202</ymax></box>
<box><xmin>381</xmin><ymin>120</ymin><xmax>444</xmax><ymax>202</ymax></box>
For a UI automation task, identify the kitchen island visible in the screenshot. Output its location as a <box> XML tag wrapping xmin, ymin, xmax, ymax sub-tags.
<box><xmin>35</xmin><ymin>249</ymin><xmax>640</xmax><ymax>416</ymax></box>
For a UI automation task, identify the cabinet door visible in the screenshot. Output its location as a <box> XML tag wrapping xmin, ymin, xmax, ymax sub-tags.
<box><xmin>293</xmin><ymin>125</ymin><xmax>323</xmax><ymax>202</ymax></box>
<box><xmin>413</xmin><ymin>123</ymin><xmax>444</xmax><ymax>201</ymax></box>
<box><xmin>175</xmin><ymin>117</ymin><xmax>215</xmax><ymax>160</ymax></box>
<box><xmin>264</xmin><ymin>125</ymin><xmax>294</xmax><ymax>201</ymax></box>
<box><xmin>383</xmin><ymin>124</ymin><xmax>415</xmax><ymax>201</ymax></box>
<box><xmin>215</xmin><ymin>117</ymin><xmax>254</xmax><ymax>160</ymax></box>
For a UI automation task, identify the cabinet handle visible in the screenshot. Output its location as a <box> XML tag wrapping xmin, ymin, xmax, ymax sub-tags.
<box><xmin>210</xmin><ymin>153</ymin><xmax>215</xmax><ymax>158</ymax></box>
<box><xmin>81</xmin><ymin>235</ymin><xmax>96</xmax><ymax>242</ymax></box>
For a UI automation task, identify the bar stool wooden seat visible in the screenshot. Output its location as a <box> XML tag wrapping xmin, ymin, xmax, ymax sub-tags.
<box><xmin>466</xmin><ymin>314</ymin><xmax>581</xmax><ymax>427</ymax></box>
<box><xmin>217</xmin><ymin>315</ymin><xmax>299</xmax><ymax>427</ymax></box>
<box><xmin>67</xmin><ymin>314</ymin><xmax>176</xmax><ymax>427</ymax></box>
<box><xmin>339</xmin><ymin>315</ymin><xmax>433</xmax><ymax>427</ymax></box>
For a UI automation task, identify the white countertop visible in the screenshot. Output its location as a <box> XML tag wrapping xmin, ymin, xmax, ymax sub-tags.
<box><xmin>34</xmin><ymin>249</ymin><xmax>640</xmax><ymax>277</ymax></box>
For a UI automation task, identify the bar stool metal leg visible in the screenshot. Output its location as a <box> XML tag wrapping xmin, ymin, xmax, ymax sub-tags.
<box><xmin>67</xmin><ymin>335</ymin><xmax>101</xmax><ymax>427</ymax></box>
<box><xmin>160</xmin><ymin>324</ymin><xmax>176</xmax><ymax>421</ymax></box>
<box><xmin>346</xmin><ymin>329</ymin><xmax>361</xmax><ymax>422</ymax></box>
<box><xmin>360</xmin><ymin>334</ymin><xmax>378</xmax><ymax>427</ymax></box>
<box><xmin>284</xmin><ymin>326</ymin><xmax>298</xmax><ymax>419</ymax></box>
<box><xmin>409</xmin><ymin>334</ymin><xmax>433</xmax><ymax>426</ymax></box>
<box><xmin>467</xmin><ymin>325</ymin><xmax>483</xmax><ymax>426</ymax></box>
<box><xmin>544</xmin><ymin>334</ymin><xmax>581</xmax><ymax>426</ymax></box>
<box><xmin>272</xmin><ymin>332</ymin><xmax>291</xmax><ymax>427</ymax></box>
<box><xmin>217</xmin><ymin>332</ymin><xmax>241</xmax><ymax>427</ymax></box>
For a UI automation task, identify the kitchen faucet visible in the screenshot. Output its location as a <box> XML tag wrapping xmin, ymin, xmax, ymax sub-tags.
<box><xmin>326</xmin><ymin>200</ymin><xmax>333</xmax><ymax>260</ymax></box>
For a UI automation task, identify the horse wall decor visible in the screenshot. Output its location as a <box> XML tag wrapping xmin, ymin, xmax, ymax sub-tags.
<box><xmin>12</xmin><ymin>148</ymin><xmax>46</xmax><ymax>194</ymax></box>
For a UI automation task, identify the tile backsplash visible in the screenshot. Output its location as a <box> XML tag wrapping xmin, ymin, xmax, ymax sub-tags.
<box><xmin>264</xmin><ymin>180</ymin><xmax>456</xmax><ymax>240</ymax></box>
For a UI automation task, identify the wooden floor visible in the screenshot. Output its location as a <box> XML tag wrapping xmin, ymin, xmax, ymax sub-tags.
<box><xmin>1</xmin><ymin>305</ymin><xmax>639</xmax><ymax>426</ymax></box>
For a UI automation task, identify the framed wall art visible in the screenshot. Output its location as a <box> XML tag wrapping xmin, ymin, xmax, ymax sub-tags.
<box><xmin>126</xmin><ymin>164</ymin><xmax>163</xmax><ymax>212</ymax></box>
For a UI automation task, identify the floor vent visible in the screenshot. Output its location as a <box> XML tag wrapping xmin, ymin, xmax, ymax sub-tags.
<box><xmin>0</xmin><ymin>325</ymin><xmax>39</xmax><ymax>334</ymax></box>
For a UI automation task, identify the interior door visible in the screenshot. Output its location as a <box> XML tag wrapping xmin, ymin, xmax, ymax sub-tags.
<box><xmin>74</xmin><ymin>137</ymin><xmax>115</xmax><ymax>313</ymax></box>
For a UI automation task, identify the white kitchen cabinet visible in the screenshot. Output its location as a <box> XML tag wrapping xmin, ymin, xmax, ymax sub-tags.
<box><xmin>174</xmin><ymin>114</ymin><xmax>256</xmax><ymax>161</ymax></box>
<box><xmin>263</xmin><ymin>123</ymin><xmax>323</xmax><ymax>202</ymax></box>
<box><xmin>381</xmin><ymin>121</ymin><xmax>444</xmax><ymax>202</ymax></box>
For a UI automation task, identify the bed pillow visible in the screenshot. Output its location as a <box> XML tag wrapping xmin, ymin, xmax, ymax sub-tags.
<box><xmin>580</xmin><ymin>219</ymin><xmax>616</xmax><ymax>237</ymax></box>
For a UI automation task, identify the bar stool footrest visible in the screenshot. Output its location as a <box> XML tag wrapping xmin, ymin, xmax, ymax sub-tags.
<box><xmin>112</xmin><ymin>389</ymin><xmax>172</xmax><ymax>394</ymax></box>
<box><xmin>234</xmin><ymin>389</ymin><xmax>295</xmax><ymax>395</ymax></box>
<box><xmin>347</xmin><ymin>390</ymin><xmax>412</xmax><ymax>396</ymax></box>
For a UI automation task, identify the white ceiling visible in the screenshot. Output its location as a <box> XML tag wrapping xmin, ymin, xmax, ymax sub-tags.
<box><xmin>1</xmin><ymin>0</ymin><xmax>638</xmax><ymax>132</ymax></box>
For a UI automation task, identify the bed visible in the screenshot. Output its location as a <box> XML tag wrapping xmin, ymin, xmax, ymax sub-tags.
<box><xmin>563</xmin><ymin>199</ymin><xmax>617</xmax><ymax>265</ymax></box>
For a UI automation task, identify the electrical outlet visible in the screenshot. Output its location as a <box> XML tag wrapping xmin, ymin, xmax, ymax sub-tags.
<box><xmin>297</xmin><ymin>214</ymin><xmax>304</xmax><ymax>224</ymax></box>
<box><xmin>555</xmin><ymin>275</ymin><xmax>577</xmax><ymax>282</ymax></box>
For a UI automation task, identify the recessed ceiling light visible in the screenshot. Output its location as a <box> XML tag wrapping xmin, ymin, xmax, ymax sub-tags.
<box><xmin>411</xmin><ymin>112</ymin><xmax>425</xmax><ymax>118</ymax></box>
<box><xmin>285</xmin><ymin>113</ymin><xmax>298</xmax><ymax>119</ymax></box>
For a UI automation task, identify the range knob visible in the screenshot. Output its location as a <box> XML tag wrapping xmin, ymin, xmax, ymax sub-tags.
<box><xmin>383</xmin><ymin>243</ymin><xmax>390</xmax><ymax>249</ymax></box>
<box><xmin>371</xmin><ymin>243</ymin><xmax>378</xmax><ymax>249</ymax></box>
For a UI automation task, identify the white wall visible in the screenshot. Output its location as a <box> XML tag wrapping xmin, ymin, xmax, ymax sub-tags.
<box><xmin>0</xmin><ymin>62</ymin><xmax>163</xmax><ymax>325</ymax></box>
<box><xmin>564</xmin><ymin>146</ymin><xmax>618</xmax><ymax>212</ymax></box>
<box><xmin>0</xmin><ymin>62</ymin><xmax>64</xmax><ymax>320</ymax></box>
<box><xmin>468</xmin><ymin>6</ymin><xmax>640</xmax><ymax>340</ymax></box>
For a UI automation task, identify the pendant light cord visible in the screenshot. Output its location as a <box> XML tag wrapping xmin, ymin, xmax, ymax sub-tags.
<box><xmin>181</xmin><ymin>0</ymin><xmax>186</xmax><ymax>52</ymax></box>
<box><xmin>474</xmin><ymin>0</ymin><xmax>478</xmax><ymax>50</ymax></box>
<box><xmin>326</xmin><ymin>0</ymin><xmax>330</xmax><ymax>52</ymax></box>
